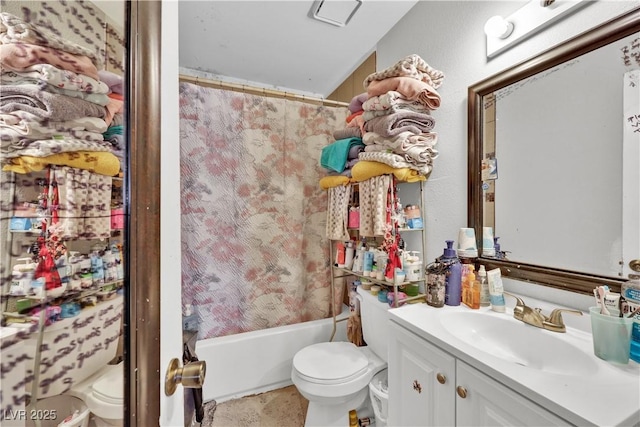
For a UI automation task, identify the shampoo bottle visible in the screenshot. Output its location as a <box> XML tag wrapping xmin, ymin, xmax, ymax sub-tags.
<box><xmin>438</xmin><ymin>240</ymin><xmax>462</xmax><ymax>306</ymax></box>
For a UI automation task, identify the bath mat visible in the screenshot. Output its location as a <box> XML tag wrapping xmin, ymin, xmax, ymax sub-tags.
<box><xmin>201</xmin><ymin>399</ymin><xmax>217</xmax><ymax>425</ymax></box>
<box><xmin>201</xmin><ymin>386</ymin><xmax>308</xmax><ymax>426</ymax></box>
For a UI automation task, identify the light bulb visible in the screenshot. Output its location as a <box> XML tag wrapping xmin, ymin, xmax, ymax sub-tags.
<box><xmin>484</xmin><ymin>15</ymin><xmax>514</xmax><ymax>39</ymax></box>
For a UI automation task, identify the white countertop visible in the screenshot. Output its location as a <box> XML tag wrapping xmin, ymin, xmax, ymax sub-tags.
<box><xmin>388</xmin><ymin>299</ymin><xmax>640</xmax><ymax>427</ymax></box>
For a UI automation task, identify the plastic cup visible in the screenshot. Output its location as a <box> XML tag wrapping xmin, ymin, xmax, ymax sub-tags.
<box><xmin>589</xmin><ymin>306</ymin><xmax>633</xmax><ymax>364</ymax></box>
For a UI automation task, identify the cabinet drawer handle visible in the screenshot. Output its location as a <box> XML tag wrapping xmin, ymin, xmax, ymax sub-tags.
<box><xmin>436</xmin><ymin>373</ymin><xmax>446</xmax><ymax>384</ymax></box>
<box><xmin>456</xmin><ymin>386</ymin><xmax>467</xmax><ymax>398</ymax></box>
<box><xmin>412</xmin><ymin>380</ymin><xmax>422</xmax><ymax>393</ymax></box>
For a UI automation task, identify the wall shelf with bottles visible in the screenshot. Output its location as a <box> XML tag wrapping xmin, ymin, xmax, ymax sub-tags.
<box><xmin>2</xmin><ymin>168</ymin><xmax>125</xmax><ymax>323</ymax></box>
<box><xmin>328</xmin><ymin>176</ymin><xmax>428</xmax><ymax>309</ymax></box>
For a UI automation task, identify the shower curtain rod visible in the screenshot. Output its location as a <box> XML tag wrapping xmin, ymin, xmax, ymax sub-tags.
<box><xmin>179</xmin><ymin>74</ymin><xmax>350</xmax><ymax>108</ymax></box>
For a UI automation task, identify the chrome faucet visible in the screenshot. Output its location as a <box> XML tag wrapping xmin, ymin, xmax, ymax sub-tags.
<box><xmin>504</xmin><ymin>292</ymin><xmax>582</xmax><ymax>333</ymax></box>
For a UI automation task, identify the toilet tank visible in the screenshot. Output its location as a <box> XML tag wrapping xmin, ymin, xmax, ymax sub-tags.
<box><xmin>22</xmin><ymin>294</ymin><xmax>124</xmax><ymax>398</ymax></box>
<box><xmin>357</xmin><ymin>286</ymin><xmax>390</xmax><ymax>362</ymax></box>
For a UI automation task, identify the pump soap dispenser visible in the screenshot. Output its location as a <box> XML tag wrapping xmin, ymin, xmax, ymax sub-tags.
<box><xmin>438</xmin><ymin>240</ymin><xmax>462</xmax><ymax>306</ymax></box>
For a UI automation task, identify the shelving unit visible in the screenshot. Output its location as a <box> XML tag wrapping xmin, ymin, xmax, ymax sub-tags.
<box><xmin>328</xmin><ymin>177</ymin><xmax>428</xmax><ymax>309</ymax></box>
<box><xmin>1</xmin><ymin>169</ymin><xmax>125</xmax><ymax>321</ymax></box>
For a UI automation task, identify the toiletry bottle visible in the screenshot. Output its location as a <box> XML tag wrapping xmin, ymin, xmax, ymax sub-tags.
<box><xmin>463</xmin><ymin>265</ymin><xmax>477</xmax><ymax>308</ymax></box>
<box><xmin>460</xmin><ymin>264</ymin><xmax>470</xmax><ymax>306</ymax></box>
<box><xmin>494</xmin><ymin>237</ymin><xmax>503</xmax><ymax>259</ymax></box>
<box><xmin>112</xmin><ymin>243</ymin><xmax>125</xmax><ymax>280</ymax></box>
<box><xmin>345</xmin><ymin>241</ymin><xmax>355</xmax><ymax>270</ymax></box>
<box><xmin>621</xmin><ymin>267</ymin><xmax>640</xmax><ymax>363</ymax></box>
<box><xmin>363</xmin><ymin>248</ymin><xmax>374</xmax><ymax>277</ymax></box>
<box><xmin>487</xmin><ymin>268</ymin><xmax>506</xmax><ymax>312</ymax></box>
<box><xmin>438</xmin><ymin>240</ymin><xmax>462</xmax><ymax>306</ymax></box>
<box><xmin>335</xmin><ymin>242</ymin><xmax>346</xmax><ymax>267</ymax></box>
<box><xmin>478</xmin><ymin>265</ymin><xmax>490</xmax><ymax>307</ymax></box>
<box><xmin>352</xmin><ymin>241</ymin><xmax>363</xmax><ymax>273</ymax></box>
<box><xmin>90</xmin><ymin>248</ymin><xmax>105</xmax><ymax>286</ymax></box>
<box><xmin>467</xmin><ymin>265</ymin><xmax>481</xmax><ymax>309</ymax></box>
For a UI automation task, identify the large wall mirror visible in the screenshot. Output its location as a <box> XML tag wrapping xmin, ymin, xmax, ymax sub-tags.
<box><xmin>0</xmin><ymin>1</ymin><xmax>133</xmax><ymax>425</ymax></box>
<box><xmin>1</xmin><ymin>1</ymin><xmax>162</xmax><ymax>425</ymax></box>
<box><xmin>468</xmin><ymin>7</ymin><xmax>640</xmax><ymax>295</ymax></box>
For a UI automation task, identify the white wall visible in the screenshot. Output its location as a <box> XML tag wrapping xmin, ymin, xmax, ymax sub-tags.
<box><xmin>375</xmin><ymin>0</ymin><xmax>638</xmax><ymax>266</ymax></box>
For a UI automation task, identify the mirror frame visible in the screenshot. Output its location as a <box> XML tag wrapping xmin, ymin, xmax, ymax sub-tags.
<box><xmin>468</xmin><ymin>7</ymin><xmax>640</xmax><ymax>296</ymax></box>
<box><xmin>126</xmin><ymin>0</ymin><xmax>162</xmax><ymax>424</ymax></box>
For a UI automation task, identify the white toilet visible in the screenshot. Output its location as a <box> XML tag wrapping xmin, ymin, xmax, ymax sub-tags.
<box><xmin>68</xmin><ymin>362</ymin><xmax>123</xmax><ymax>426</ymax></box>
<box><xmin>291</xmin><ymin>286</ymin><xmax>389</xmax><ymax>427</ymax></box>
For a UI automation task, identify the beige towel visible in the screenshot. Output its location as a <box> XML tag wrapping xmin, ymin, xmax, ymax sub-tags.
<box><xmin>363</xmin><ymin>54</ymin><xmax>445</xmax><ymax>89</ymax></box>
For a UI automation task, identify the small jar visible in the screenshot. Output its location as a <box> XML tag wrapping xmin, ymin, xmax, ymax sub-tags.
<box><xmin>404</xmin><ymin>205</ymin><xmax>421</xmax><ymax>219</ymax></box>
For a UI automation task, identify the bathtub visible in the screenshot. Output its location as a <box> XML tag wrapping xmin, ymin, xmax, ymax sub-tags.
<box><xmin>196</xmin><ymin>304</ymin><xmax>350</xmax><ymax>403</ymax></box>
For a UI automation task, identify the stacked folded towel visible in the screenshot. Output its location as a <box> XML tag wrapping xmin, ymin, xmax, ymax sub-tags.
<box><xmin>320</xmin><ymin>54</ymin><xmax>443</xmax><ymax>189</ymax></box>
<box><xmin>0</xmin><ymin>12</ymin><xmax>124</xmax><ymax>239</ymax></box>
<box><xmin>358</xmin><ymin>54</ymin><xmax>442</xmax><ymax>177</ymax></box>
<box><xmin>0</xmin><ymin>12</ymin><xmax>120</xmax><ymax>176</ymax></box>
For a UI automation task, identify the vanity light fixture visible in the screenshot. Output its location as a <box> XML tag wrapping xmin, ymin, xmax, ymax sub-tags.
<box><xmin>484</xmin><ymin>16</ymin><xmax>514</xmax><ymax>40</ymax></box>
<box><xmin>309</xmin><ymin>0</ymin><xmax>363</xmax><ymax>27</ymax></box>
<box><xmin>485</xmin><ymin>0</ymin><xmax>589</xmax><ymax>58</ymax></box>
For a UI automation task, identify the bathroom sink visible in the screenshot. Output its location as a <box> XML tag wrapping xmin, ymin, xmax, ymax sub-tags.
<box><xmin>438</xmin><ymin>311</ymin><xmax>598</xmax><ymax>376</ymax></box>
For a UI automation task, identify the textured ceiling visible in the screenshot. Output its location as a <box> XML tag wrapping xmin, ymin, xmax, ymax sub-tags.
<box><xmin>178</xmin><ymin>0</ymin><xmax>419</xmax><ymax>97</ymax></box>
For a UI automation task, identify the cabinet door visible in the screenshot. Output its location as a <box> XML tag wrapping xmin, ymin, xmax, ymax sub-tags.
<box><xmin>388</xmin><ymin>322</ymin><xmax>455</xmax><ymax>427</ymax></box>
<box><xmin>456</xmin><ymin>361</ymin><xmax>568</xmax><ymax>426</ymax></box>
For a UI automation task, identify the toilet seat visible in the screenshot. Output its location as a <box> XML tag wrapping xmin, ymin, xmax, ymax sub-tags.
<box><xmin>293</xmin><ymin>342</ymin><xmax>369</xmax><ymax>385</ymax></box>
<box><xmin>91</xmin><ymin>364</ymin><xmax>123</xmax><ymax>405</ymax></box>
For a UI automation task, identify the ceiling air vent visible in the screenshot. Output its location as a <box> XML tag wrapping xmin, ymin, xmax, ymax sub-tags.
<box><xmin>309</xmin><ymin>0</ymin><xmax>363</xmax><ymax>27</ymax></box>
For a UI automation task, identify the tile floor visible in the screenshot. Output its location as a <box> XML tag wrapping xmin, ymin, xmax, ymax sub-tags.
<box><xmin>202</xmin><ymin>385</ymin><xmax>309</xmax><ymax>427</ymax></box>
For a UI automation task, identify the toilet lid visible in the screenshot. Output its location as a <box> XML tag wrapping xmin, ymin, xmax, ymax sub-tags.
<box><xmin>293</xmin><ymin>342</ymin><xmax>368</xmax><ymax>384</ymax></box>
<box><xmin>91</xmin><ymin>365</ymin><xmax>123</xmax><ymax>404</ymax></box>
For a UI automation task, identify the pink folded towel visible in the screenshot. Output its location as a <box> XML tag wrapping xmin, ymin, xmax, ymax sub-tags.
<box><xmin>0</xmin><ymin>43</ymin><xmax>99</xmax><ymax>80</ymax></box>
<box><xmin>367</xmin><ymin>77</ymin><xmax>441</xmax><ymax>110</ymax></box>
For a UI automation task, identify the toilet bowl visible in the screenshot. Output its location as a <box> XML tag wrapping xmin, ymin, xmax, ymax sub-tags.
<box><xmin>291</xmin><ymin>287</ymin><xmax>390</xmax><ymax>427</ymax></box>
<box><xmin>68</xmin><ymin>362</ymin><xmax>124</xmax><ymax>427</ymax></box>
<box><xmin>292</xmin><ymin>342</ymin><xmax>385</xmax><ymax>426</ymax></box>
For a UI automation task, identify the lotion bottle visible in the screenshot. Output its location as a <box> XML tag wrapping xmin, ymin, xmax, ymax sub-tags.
<box><xmin>487</xmin><ymin>267</ymin><xmax>506</xmax><ymax>312</ymax></box>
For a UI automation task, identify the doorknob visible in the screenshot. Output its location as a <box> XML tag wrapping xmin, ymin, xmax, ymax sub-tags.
<box><xmin>164</xmin><ymin>357</ymin><xmax>207</xmax><ymax>396</ymax></box>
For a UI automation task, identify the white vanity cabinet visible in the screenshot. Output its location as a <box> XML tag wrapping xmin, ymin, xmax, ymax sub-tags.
<box><xmin>388</xmin><ymin>321</ymin><xmax>568</xmax><ymax>427</ymax></box>
<box><xmin>388</xmin><ymin>321</ymin><xmax>455</xmax><ymax>426</ymax></box>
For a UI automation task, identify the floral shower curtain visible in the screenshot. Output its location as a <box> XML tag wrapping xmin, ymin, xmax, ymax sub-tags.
<box><xmin>179</xmin><ymin>82</ymin><xmax>349</xmax><ymax>339</ymax></box>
